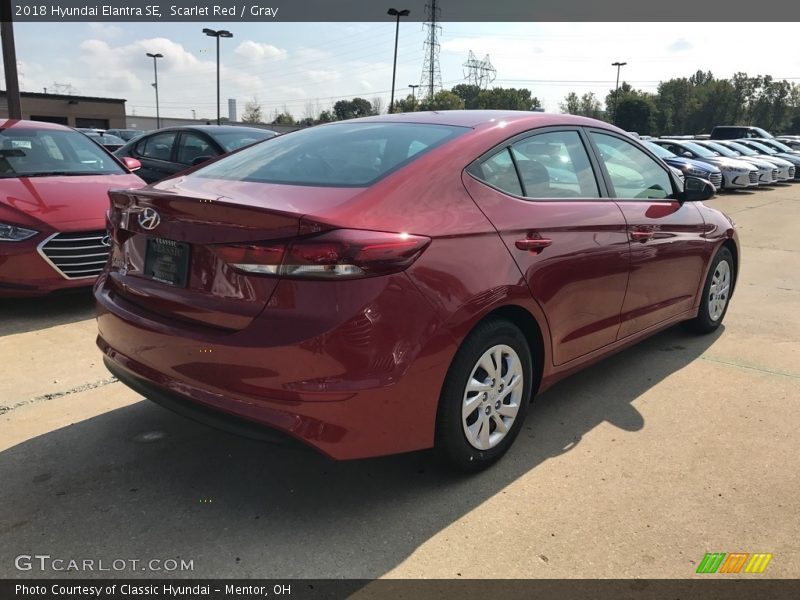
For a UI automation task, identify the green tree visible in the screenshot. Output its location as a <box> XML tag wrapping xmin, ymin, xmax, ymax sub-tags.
<box><xmin>391</xmin><ymin>94</ymin><xmax>418</xmax><ymax>113</ymax></box>
<box><xmin>474</xmin><ymin>87</ymin><xmax>541</xmax><ymax>111</ymax></box>
<box><xmin>241</xmin><ymin>98</ymin><xmax>264</xmax><ymax>124</ymax></box>
<box><xmin>419</xmin><ymin>90</ymin><xmax>465</xmax><ymax>111</ymax></box>
<box><xmin>317</xmin><ymin>110</ymin><xmax>335</xmax><ymax>123</ymax></box>
<box><xmin>560</xmin><ymin>92</ymin><xmax>580</xmax><ymax>114</ymax></box>
<box><xmin>271</xmin><ymin>112</ymin><xmax>296</xmax><ymax>125</ymax></box>
<box><xmin>451</xmin><ymin>84</ymin><xmax>482</xmax><ymax>109</ymax></box>
<box><xmin>332</xmin><ymin>97</ymin><xmax>373</xmax><ymax>120</ymax></box>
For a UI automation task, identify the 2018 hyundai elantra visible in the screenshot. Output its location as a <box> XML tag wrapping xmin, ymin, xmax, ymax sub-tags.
<box><xmin>735</xmin><ymin>139</ymin><xmax>800</xmax><ymax>179</ymax></box>
<box><xmin>715</xmin><ymin>140</ymin><xmax>796</xmax><ymax>181</ymax></box>
<box><xmin>644</xmin><ymin>140</ymin><xmax>723</xmax><ymax>189</ymax></box>
<box><xmin>0</xmin><ymin>119</ymin><xmax>145</xmax><ymax>297</ymax></box>
<box><xmin>651</xmin><ymin>139</ymin><xmax>758</xmax><ymax>189</ymax></box>
<box><xmin>95</xmin><ymin>111</ymin><xmax>738</xmax><ymax>471</ymax></box>
<box><xmin>693</xmin><ymin>140</ymin><xmax>784</xmax><ymax>184</ymax></box>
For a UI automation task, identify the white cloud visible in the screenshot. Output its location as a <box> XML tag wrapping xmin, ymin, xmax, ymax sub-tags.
<box><xmin>87</xmin><ymin>23</ymin><xmax>123</xmax><ymax>40</ymax></box>
<box><xmin>234</xmin><ymin>41</ymin><xmax>288</xmax><ymax>63</ymax></box>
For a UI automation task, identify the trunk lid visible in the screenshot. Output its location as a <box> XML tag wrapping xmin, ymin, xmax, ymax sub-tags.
<box><xmin>106</xmin><ymin>177</ymin><xmax>366</xmax><ymax>330</ymax></box>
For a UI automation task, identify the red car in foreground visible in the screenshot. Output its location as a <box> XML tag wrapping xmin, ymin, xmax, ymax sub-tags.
<box><xmin>95</xmin><ymin>111</ymin><xmax>738</xmax><ymax>471</ymax></box>
<box><xmin>0</xmin><ymin>119</ymin><xmax>144</xmax><ymax>297</ymax></box>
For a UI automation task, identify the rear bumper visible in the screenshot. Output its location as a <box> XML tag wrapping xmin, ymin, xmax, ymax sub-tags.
<box><xmin>95</xmin><ymin>273</ymin><xmax>457</xmax><ymax>460</ymax></box>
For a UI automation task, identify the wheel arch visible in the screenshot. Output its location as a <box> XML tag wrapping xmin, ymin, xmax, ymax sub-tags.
<box><xmin>720</xmin><ymin>238</ymin><xmax>739</xmax><ymax>296</ymax></box>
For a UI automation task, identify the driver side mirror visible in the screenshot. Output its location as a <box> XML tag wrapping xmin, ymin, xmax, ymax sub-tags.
<box><xmin>121</xmin><ymin>156</ymin><xmax>141</xmax><ymax>172</ymax></box>
<box><xmin>680</xmin><ymin>176</ymin><xmax>715</xmax><ymax>202</ymax></box>
<box><xmin>192</xmin><ymin>155</ymin><xmax>214</xmax><ymax>166</ymax></box>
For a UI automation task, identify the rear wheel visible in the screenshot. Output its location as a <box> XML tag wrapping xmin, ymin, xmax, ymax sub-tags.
<box><xmin>435</xmin><ymin>318</ymin><xmax>533</xmax><ymax>472</ymax></box>
<box><xmin>685</xmin><ymin>246</ymin><xmax>734</xmax><ymax>334</ymax></box>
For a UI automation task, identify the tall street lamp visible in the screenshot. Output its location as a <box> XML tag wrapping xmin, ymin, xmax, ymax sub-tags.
<box><xmin>408</xmin><ymin>84</ymin><xmax>419</xmax><ymax>111</ymax></box>
<box><xmin>387</xmin><ymin>8</ymin><xmax>410</xmax><ymax>113</ymax></box>
<box><xmin>611</xmin><ymin>61</ymin><xmax>627</xmax><ymax>125</ymax></box>
<box><xmin>203</xmin><ymin>28</ymin><xmax>234</xmax><ymax>125</ymax></box>
<box><xmin>146</xmin><ymin>52</ymin><xmax>163</xmax><ymax>129</ymax></box>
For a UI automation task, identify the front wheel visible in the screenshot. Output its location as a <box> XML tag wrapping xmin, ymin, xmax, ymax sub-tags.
<box><xmin>685</xmin><ymin>246</ymin><xmax>734</xmax><ymax>334</ymax></box>
<box><xmin>435</xmin><ymin>318</ymin><xmax>533</xmax><ymax>472</ymax></box>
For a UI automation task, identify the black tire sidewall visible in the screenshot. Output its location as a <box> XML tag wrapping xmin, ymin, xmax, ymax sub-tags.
<box><xmin>693</xmin><ymin>247</ymin><xmax>734</xmax><ymax>333</ymax></box>
<box><xmin>436</xmin><ymin>318</ymin><xmax>533</xmax><ymax>472</ymax></box>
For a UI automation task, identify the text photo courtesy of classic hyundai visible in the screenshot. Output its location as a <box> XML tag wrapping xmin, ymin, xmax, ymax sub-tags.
<box><xmin>94</xmin><ymin>111</ymin><xmax>738</xmax><ymax>471</ymax></box>
<box><xmin>0</xmin><ymin>119</ymin><xmax>145</xmax><ymax>297</ymax></box>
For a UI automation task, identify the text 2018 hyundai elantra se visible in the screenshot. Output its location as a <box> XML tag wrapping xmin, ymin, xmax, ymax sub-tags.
<box><xmin>95</xmin><ymin>111</ymin><xmax>738</xmax><ymax>471</ymax></box>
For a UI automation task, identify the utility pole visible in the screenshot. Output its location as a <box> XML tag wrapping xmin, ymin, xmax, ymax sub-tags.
<box><xmin>408</xmin><ymin>84</ymin><xmax>419</xmax><ymax>110</ymax></box>
<box><xmin>203</xmin><ymin>28</ymin><xmax>233</xmax><ymax>125</ymax></box>
<box><xmin>611</xmin><ymin>61</ymin><xmax>627</xmax><ymax>125</ymax></box>
<box><xmin>1</xmin><ymin>0</ymin><xmax>22</xmax><ymax>119</ymax></box>
<box><xmin>387</xmin><ymin>8</ymin><xmax>409</xmax><ymax>114</ymax></box>
<box><xmin>146</xmin><ymin>52</ymin><xmax>163</xmax><ymax>128</ymax></box>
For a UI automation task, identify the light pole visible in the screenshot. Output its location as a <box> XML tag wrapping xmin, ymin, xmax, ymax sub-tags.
<box><xmin>146</xmin><ymin>52</ymin><xmax>163</xmax><ymax>129</ymax></box>
<box><xmin>387</xmin><ymin>8</ymin><xmax>409</xmax><ymax>113</ymax></box>
<box><xmin>611</xmin><ymin>61</ymin><xmax>627</xmax><ymax>125</ymax></box>
<box><xmin>408</xmin><ymin>84</ymin><xmax>419</xmax><ymax>111</ymax></box>
<box><xmin>203</xmin><ymin>28</ymin><xmax>234</xmax><ymax>125</ymax></box>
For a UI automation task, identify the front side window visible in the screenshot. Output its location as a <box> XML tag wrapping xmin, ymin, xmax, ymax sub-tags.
<box><xmin>176</xmin><ymin>133</ymin><xmax>214</xmax><ymax>165</ymax></box>
<box><xmin>196</xmin><ymin>122</ymin><xmax>466</xmax><ymax>187</ymax></box>
<box><xmin>592</xmin><ymin>133</ymin><xmax>673</xmax><ymax>200</ymax></box>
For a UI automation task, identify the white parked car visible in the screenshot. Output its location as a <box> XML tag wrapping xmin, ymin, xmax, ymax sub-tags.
<box><xmin>694</xmin><ymin>140</ymin><xmax>785</xmax><ymax>184</ymax></box>
<box><xmin>714</xmin><ymin>140</ymin><xmax>795</xmax><ymax>182</ymax></box>
<box><xmin>652</xmin><ymin>139</ymin><xmax>758</xmax><ymax>189</ymax></box>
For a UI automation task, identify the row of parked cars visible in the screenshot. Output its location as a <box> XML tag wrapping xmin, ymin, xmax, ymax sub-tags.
<box><xmin>632</xmin><ymin>126</ymin><xmax>800</xmax><ymax>192</ymax></box>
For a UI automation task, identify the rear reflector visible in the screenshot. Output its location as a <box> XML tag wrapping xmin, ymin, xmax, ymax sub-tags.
<box><xmin>213</xmin><ymin>229</ymin><xmax>431</xmax><ymax>279</ymax></box>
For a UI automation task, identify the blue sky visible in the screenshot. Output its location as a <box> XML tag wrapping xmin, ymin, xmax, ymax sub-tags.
<box><xmin>5</xmin><ymin>22</ymin><xmax>800</xmax><ymax>119</ymax></box>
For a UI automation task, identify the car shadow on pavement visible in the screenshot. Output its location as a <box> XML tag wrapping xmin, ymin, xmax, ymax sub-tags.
<box><xmin>0</xmin><ymin>325</ymin><xmax>722</xmax><ymax>579</ymax></box>
<box><xmin>0</xmin><ymin>291</ymin><xmax>95</xmax><ymax>337</ymax></box>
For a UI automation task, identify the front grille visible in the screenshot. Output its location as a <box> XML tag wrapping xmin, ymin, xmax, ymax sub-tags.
<box><xmin>772</xmin><ymin>169</ymin><xmax>778</xmax><ymax>182</ymax></box>
<box><xmin>790</xmin><ymin>166</ymin><xmax>796</xmax><ymax>179</ymax></box>
<box><xmin>709</xmin><ymin>173</ymin><xmax>723</xmax><ymax>188</ymax></box>
<box><xmin>748</xmin><ymin>171</ymin><xmax>758</xmax><ymax>185</ymax></box>
<box><xmin>39</xmin><ymin>230</ymin><xmax>109</xmax><ymax>279</ymax></box>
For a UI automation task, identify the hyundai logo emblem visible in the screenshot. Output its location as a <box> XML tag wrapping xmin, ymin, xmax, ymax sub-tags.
<box><xmin>138</xmin><ymin>207</ymin><xmax>161</xmax><ymax>231</ymax></box>
<box><xmin>100</xmin><ymin>234</ymin><xmax>111</xmax><ymax>247</ymax></box>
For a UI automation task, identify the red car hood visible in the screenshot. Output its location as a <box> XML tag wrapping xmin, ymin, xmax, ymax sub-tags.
<box><xmin>0</xmin><ymin>174</ymin><xmax>145</xmax><ymax>231</ymax></box>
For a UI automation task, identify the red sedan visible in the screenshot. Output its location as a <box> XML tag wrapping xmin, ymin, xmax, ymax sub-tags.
<box><xmin>95</xmin><ymin>111</ymin><xmax>738</xmax><ymax>471</ymax></box>
<box><xmin>0</xmin><ymin>119</ymin><xmax>144</xmax><ymax>297</ymax></box>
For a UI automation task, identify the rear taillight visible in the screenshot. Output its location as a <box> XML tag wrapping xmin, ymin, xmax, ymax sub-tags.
<box><xmin>213</xmin><ymin>229</ymin><xmax>431</xmax><ymax>279</ymax></box>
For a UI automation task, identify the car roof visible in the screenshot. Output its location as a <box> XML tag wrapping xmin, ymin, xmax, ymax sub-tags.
<box><xmin>0</xmin><ymin>118</ymin><xmax>72</xmax><ymax>131</ymax></box>
<box><xmin>338</xmin><ymin>110</ymin><xmax>606</xmax><ymax>130</ymax></box>
<box><xmin>151</xmin><ymin>125</ymin><xmax>276</xmax><ymax>134</ymax></box>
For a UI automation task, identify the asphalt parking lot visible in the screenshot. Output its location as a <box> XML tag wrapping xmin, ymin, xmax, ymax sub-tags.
<box><xmin>1</xmin><ymin>184</ymin><xmax>798</xmax><ymax>579</ymax></box>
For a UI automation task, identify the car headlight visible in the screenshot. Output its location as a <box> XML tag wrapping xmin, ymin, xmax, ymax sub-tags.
<box><xmin>686</xmin><ymin>168</ymin><xmax>706</xmax><ymax>177</ymax></box>
<box><xmin>0</xmin><ymin>222</ymin><xmax>38</xmax><ymax>242</ymax></box>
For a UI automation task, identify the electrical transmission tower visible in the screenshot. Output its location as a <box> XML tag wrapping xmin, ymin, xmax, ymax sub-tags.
<box><xmin>462</xmin><ymin>51</ymin><xmax>496</xmax><ymax>89</ymax></box>
<box><xmin>420</xmin><ymin>0</ymin><xmax>442</xmax><ymax>99</ymax></box>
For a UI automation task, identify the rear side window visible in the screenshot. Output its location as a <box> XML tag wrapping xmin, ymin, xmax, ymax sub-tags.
<box><xmin>511</xmin><ymin>131</ymin><xmax>599</xmax><ymax>198</ymax></box>
<box><xmin>196</xmin><ymin>122</ymin><xmax>467</xmax><ymax>187</ymax></box>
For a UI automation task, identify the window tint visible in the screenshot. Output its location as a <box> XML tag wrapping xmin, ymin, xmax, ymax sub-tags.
<box><xmin>477</xmin><ymin>148</ymin><xmax>523</xmax><ymax>196</ymax></box>
<box><xmin>510</xmin><ymin>131</ymin><xmax>599</xmax><ymax>198</ymax></box>
<box><xmin>176</xmin><ymin>133</ymin><xmax>214</xmax><ymax>165</ymax></box>
<box><xmin>213</xmin><ymin>129</ymin><xmax>277</xmax><ymax>152</ymax></box>
<box><xmin>196</xmin><ymin>122</ymin><xmax>466</xmax><ymax>187</ymax></box>
<box><xmin>138</xmin><ymin>132</ymin><xmax>177</xmax><ymax>161</ymax></box>
<box><xmin>592</xmin><ymin>133</ymin><xmax>673</xmax><ymax>200</ymax></box>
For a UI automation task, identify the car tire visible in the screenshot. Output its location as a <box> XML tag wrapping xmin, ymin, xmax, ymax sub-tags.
<box><xmin>685</xmin><ymin>246</ymin><xmax>734</xmax><ymax>334</ymax></box>
<box><xmin>435</xmin><ymin>317</ymin><xmax>533</xmax><ymax>472</ymax></box>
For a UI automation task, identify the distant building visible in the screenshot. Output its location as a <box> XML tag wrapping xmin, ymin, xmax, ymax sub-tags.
<box><xmin>0</xmin><ymin>91</ymin><xmax>126</xmax><ymax>129</ymax></box>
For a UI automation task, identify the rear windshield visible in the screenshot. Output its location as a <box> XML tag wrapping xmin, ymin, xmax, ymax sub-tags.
<box><xmin>0</xmin><ymin>127</ymin><xmax>125</xmax><ymax>177</ymax></box>
<box><xmin>196</xmin><ymin>122</ymin><xmax>468</xmax><ymax>187</ymax></box>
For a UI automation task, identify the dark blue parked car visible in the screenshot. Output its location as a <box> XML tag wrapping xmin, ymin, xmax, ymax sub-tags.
<box><xmin>645</xmin><ymin>141</ymin><xmax>723</xmax><ymax>190</ymax></box>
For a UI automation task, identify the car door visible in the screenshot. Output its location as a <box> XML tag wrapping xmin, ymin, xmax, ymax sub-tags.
<box><xmin>131</xmin><ymin>131</ymin><xmax>180</xmax><ymax>183</ymax></box>
<box><xmin>586</xmin><ymin>130</ymin><xmax>710</xmax><ymax>338</ymax></box>
<box><xmin>175</xmin><ymin>131</ymin><xmax>221</xmax><ymax>172</ymax></box>
<box><xmin>462</xmin><ymin>127</ymin><xmax>630</xmax><ymax>366</ymax></box>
